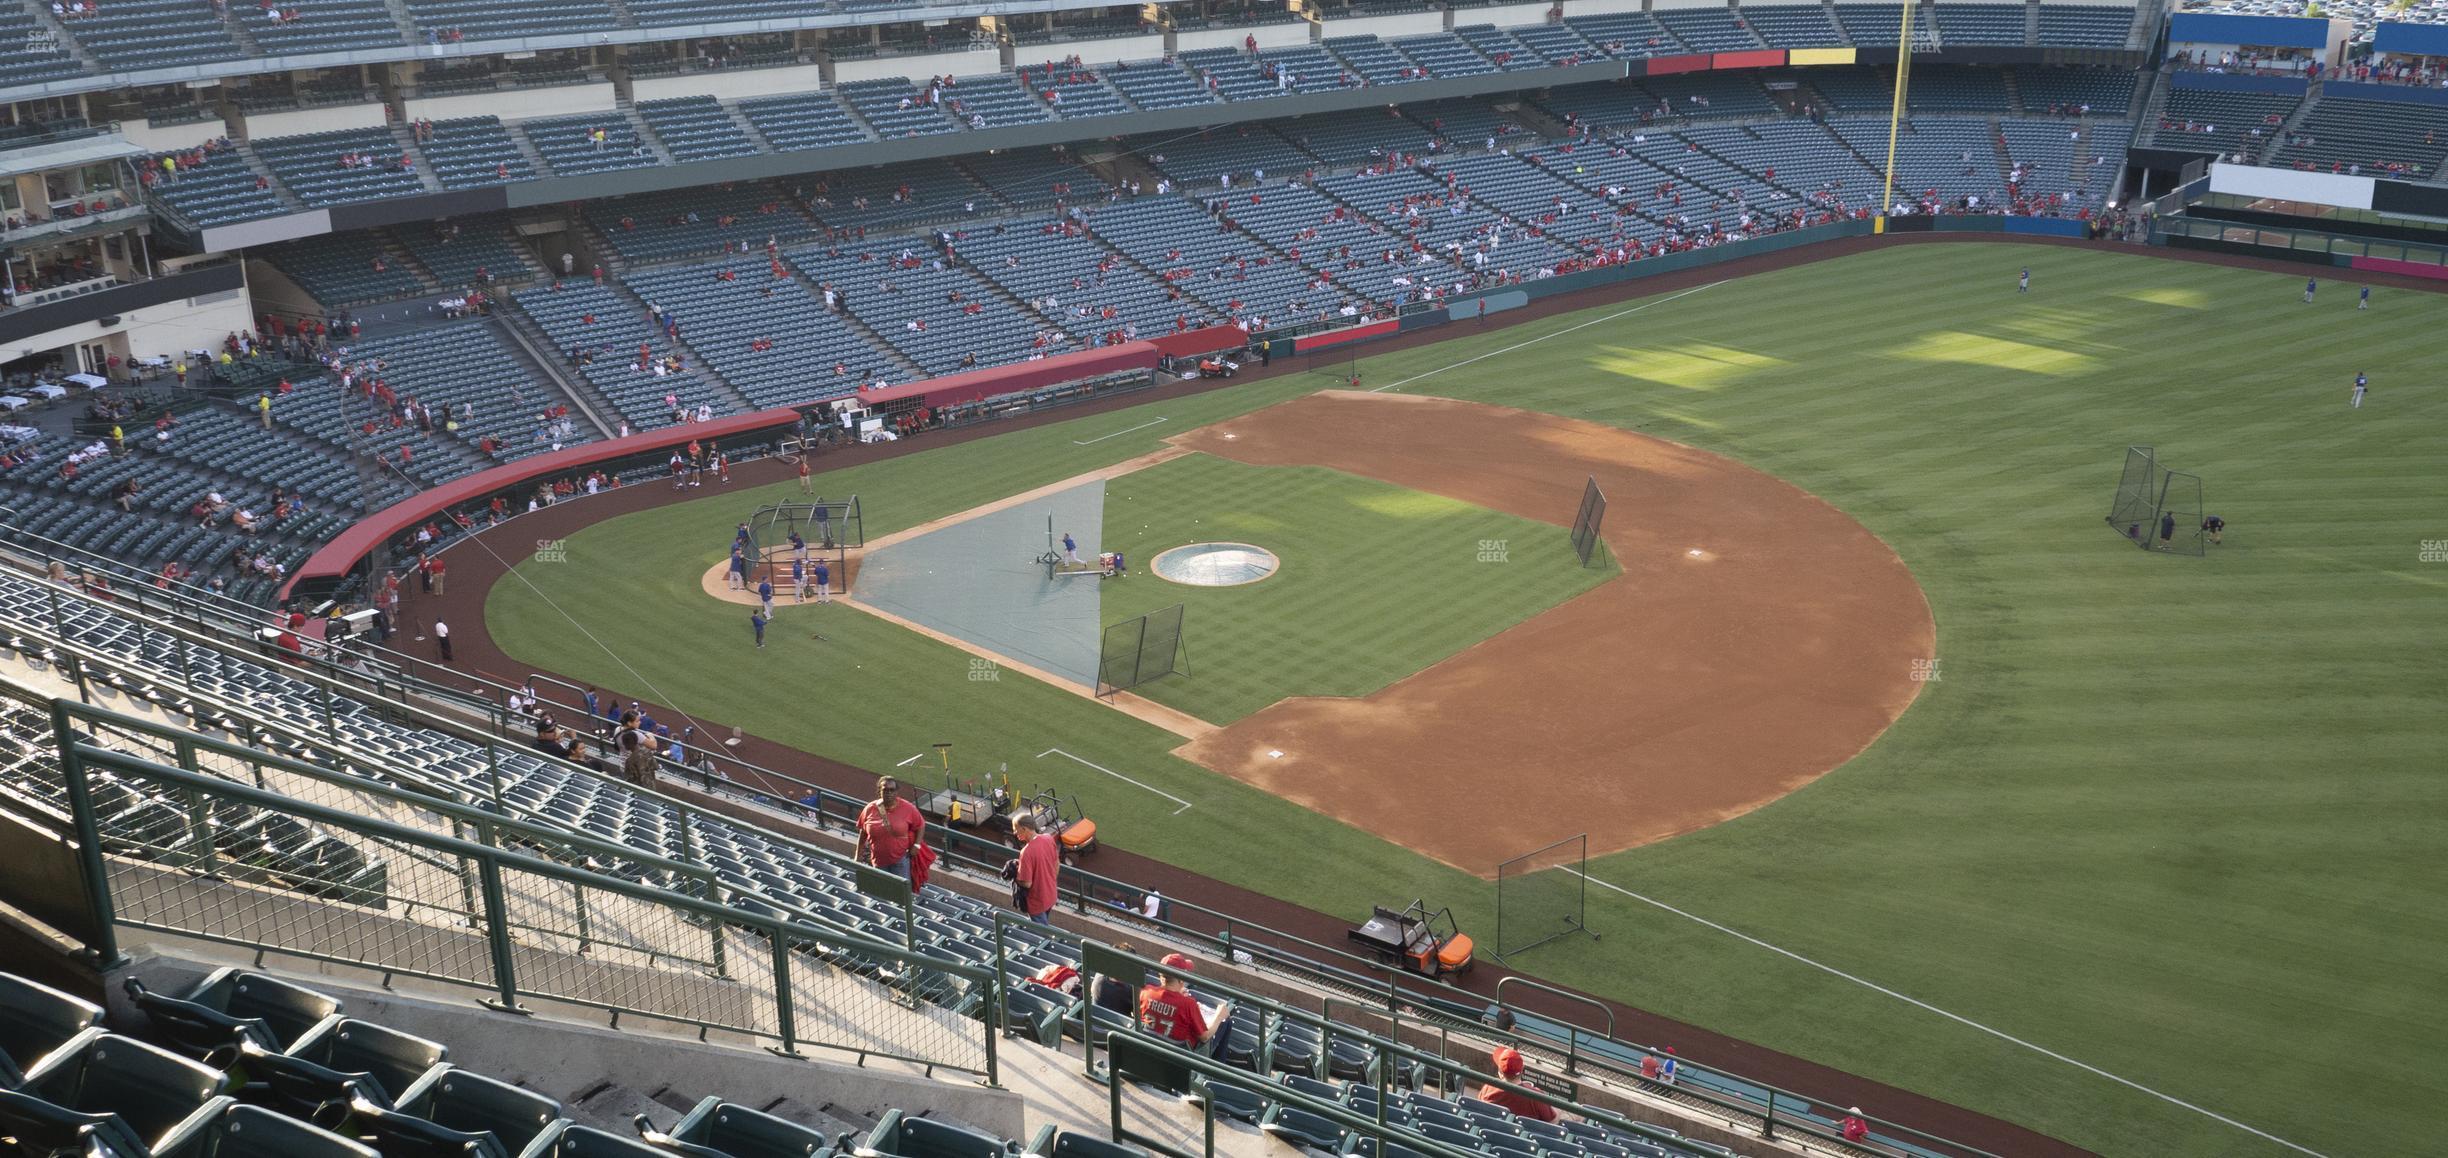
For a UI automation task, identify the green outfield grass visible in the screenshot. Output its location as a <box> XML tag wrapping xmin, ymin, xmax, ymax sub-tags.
<box><xmin>1100</xmin><ymin>454</ymin><xmax>1613</xmax><ymax>722</ymax></box>
<box><xmin>488</xmin><ymin>243</ymin><xmax>2448</xmax><ymax>1158</ymax></box>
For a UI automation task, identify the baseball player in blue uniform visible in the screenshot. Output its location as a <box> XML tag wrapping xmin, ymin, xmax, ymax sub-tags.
<box><xmin>813</xmin><ymin>559</ymin><xmax>831</xmax><ymax>603</ymax></box>
<box><xmin>792</xmin><ymin>556</ymin><xmax>808</xmax><ymax>602</ymax></box>
<box><xmin>2359</xmin><ymin>285</ymin><xmax>2370</xmax><ymax>310</ymax></box>
<box><xmin>2018</xmin><ymin>267</ymin><xmax>2029</xmax><ymax>293</ymax></box>
<box><xmin>2304</xmin><ymin>277</ymin><xmax>2317</xmax><ymax>303</ymax></box>
<box><xmin>1062</xmin><ymin>531</ymin><xmax>1081</xmax><ymax>564</ymax></box>
<box><xmin>2351</xmin><ymin>372</ymin><xmax>2367</xmax><ymax>409</ymax></box>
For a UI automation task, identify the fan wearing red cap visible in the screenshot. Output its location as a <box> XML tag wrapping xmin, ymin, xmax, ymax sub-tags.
<box><xmin>1137</xmin><ymin>953</ymin><xmax>1231</xmax><ymax>1055</ymax></box>
<box><xmin>1479</xmin><ymin>1046</ymin><xmax>1560</xmax><ymax>1123</ymax></box>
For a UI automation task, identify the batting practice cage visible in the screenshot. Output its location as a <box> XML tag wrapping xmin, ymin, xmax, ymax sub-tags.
<box><xmin>2104</xmin><ymin>447</ymin><xmax>2206</xmax><ymax>556</ymax></box>
<box><xmin>1494</xmin><ymin>833</ymin><xmax>1597</xmax><ymax>961</ymax></box>
<box><xmin>1097</xmin><ymin>603</ymin><xmax>1186</xmax><ymax>699</ymax></box>
<box><xmin>745</xmin><ymin>496</ymin><xmax>865</xmax><ymax>593</ymax></box>
<box><xmin>1303</xmin><ymin>348</ymin><xmax>1360</xmax><ymax>389</ymax></box>
<box><xmin>1569</xmin><ymin>476</ymin><xmax>1608</xmax><ymax>567</ymax></box>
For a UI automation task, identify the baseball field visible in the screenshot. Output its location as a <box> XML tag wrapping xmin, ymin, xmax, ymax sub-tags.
<box><xmin>485</xmin><ymin>242</ymin><xmax>2448</xmax><ymax>1158</ymax></box>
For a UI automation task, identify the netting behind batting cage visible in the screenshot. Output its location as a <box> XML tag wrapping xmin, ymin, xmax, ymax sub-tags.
<box><xmin>2105</xmin><ymin>446</ymin><xmax>2159</xmax><ymax>543</ymax></box>
<box><xmin>747</xmin><ymin>496</ymin><xmax>865</xmax><ymax>550</ymax></box>
<box><xmin>1302</xmin><ymin>348</ymin><xmax>1360</xmax><ymax>389</ymax></box>
<box><xmin>745</xmin><ymin>497</ymin><xmax>864</xmax><ymax>594</ymax></box>
<box><xmin>1569</xmin><ymin>476</ymin><xmax>1608</xmax><ymax>568</ymax></box>
<box><xmin>2156</xmin><ymin>470</ymin><xmax>2206</xmax><ymax>556</ymax></box>
<box><xmin>1495</xmin><ymin>833</ymin><xmax>1595</xmax><ymax>961</ymax></box>
<box><xmin>1096</xmin><ymin>603</ymin><xmax>1186</xmax><ymax>699</ymax></box>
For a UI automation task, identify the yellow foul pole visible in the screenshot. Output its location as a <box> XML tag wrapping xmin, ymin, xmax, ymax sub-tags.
<box><xmin>1878</xmin><ymin>2</ymin><xmax>1916</xmax><ymax>231</ymax></box>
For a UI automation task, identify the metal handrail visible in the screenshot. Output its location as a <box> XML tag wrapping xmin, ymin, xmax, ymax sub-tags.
<box><xmin>1494</xmin><ymin>977</ymin><xmax>1613</xmax><ymax>1075</ymax></box>
<box><xmin>49</xmin><ymin>713</ymin><xmax>998</xmax><ymax>1081</ymax></box>
<box><xmin>3</xmin><ymin>592</ymin><xmax>951</xmax><ymax>958</ymax></box>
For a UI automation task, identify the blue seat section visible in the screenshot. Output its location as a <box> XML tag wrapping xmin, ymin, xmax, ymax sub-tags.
<box><xmin>940</xmin><ymin>74</ymin><xmax>1058</xmax><ymax>129</ymax></box>
<box><xmin>55</xmin><ymin>0</ymin><xmax>244</xmax><ymax>72</ymax></box>
<box><xmin>263</xmin><ymin>234</ymin><xmax>427</xmax><ymax>307</ymax></box>
<box><xmin>800</xmin><ymin>159</ymin><xmax>996</xmax><ymax>235</ymax></box>
<box><xmin>2015</xmin><ymin>67</ymin><xmax>2136</xmax><ymax>115</ymax></box>
<box><xmin>238</xmin><ymin>0</ymin><xmax>401</xmax><ymax>55</ymax></box>
<box><xmin>1079</xmin><ymin>194</ymin><xmax>1328</xmax><ymax>331</ymax></box>
<box><xmin>1741</xmin><ymin>3</ymin><xmax>1845</xmax><ymax>49</ymax></box>
<box><xmin>797</xmin><ymin>247</ymin><xmax>1065</xmax><ymax>375</ymax></box>
<box><xmin>1104</xmin><ymin>58</ymin><xmax>1221</xmax><ymax>110</ymax></box>
<box><xmin>515</xmin><ymin>282</ymin><xmax>732</xmax><ymax>428</ymax></box>
<box><xmin>394</xmin><ymin>217</ymin><xmax>542</xmax><ymax>288</ymax></box>
<box><xmin>1451</xmin><ymin>25</ymin><xmax>1544</xmax><ymax>72</ymax></box>
<box><xmin>1834</xmin><ymin>4</ymin><xmax>1938</xmax><ymax>51</ymax></box>
<box><xmin>637</xmin><ymin>96</ymin><xmax>761</xmax><ymax>162</ymax></box>
<box><xmin>1132</xmin><ymin>125</ymin><xmax>1314</xmax><ymax>187</ymax></box>
<box><xmin>144</xmin><ymin>148</ymin><xmax>286</xmax><ymax>228</ymax></box>
<box><xmin>1654</xmin><ymin>9</ymin><xmax>1764</xmax><ymax>52</ymax></box>
<box><xmin>2000</xmin><ymin>118</ymin><xmax>2127</xmax><ymax>205</ymax></box>
<box><xmin>623</xmin><ymin>260</ymin><xmax>892</xmax><ymax>405</ymax></box>
<box><xmin>1561</xmin><ymin>12</ymin><xmax>1683</xmax><ymax>59</ymax></box>
<box><xmin>2037</xmin><ymin>5</ymin><xmax>2133</xmax><ymax>47</ymax></box>
<box><xmin>956</xmin><ymin>215</ymin><xmax>1221</xmax><ymax>342</ymax></box>
<box><xmin>584</xmin><ymin>185</ymin><xmax>823</xmax><ymax>263</ymax></box>
<box><xmin>522</xmin><ymin>114</ymin><xmax>658</xmax><ymax>177</ymax></box>
<box><xmin>420</xmin><ymin>117</ymin><xmax>535</xmax><ymax>189</ymax></box>
<box><xmin>253</xmin><ymin>128</ymin><xmax>423</xmax><ymax>209</ymax></box>
<box><xmin>404</xmin><ymin>0</ymin><xmax>617</xmax><ymax>41</ymax></box>
<box><xmin>839</xmin><ymin>77</ymin><xmax>965</xmax><ymax>139</ymax></box>
<box><xmin>739</xmin><ymin>90</ymin><xmax>871</xmax><ymax>151</ymax></box>
<box><xmin>1909</xmin><ymin>66</ymin><xmax>2014</xmax><ymax>113</ymax></box>
<box><xmin>1018</xmin><ymin>66</ymin><xmax>1135</xmax><ymax>119</ymax></box>
<box><xmin>0</xmin><ymin>6</ymin><xmax>89</xmax><ymax>85</ymax></box>
<box><xmin>1273</xmin><ymin>107</ymin><xmax>1440</xmax><ymax>165</ymax></box>
<box><xmin>1932</xmin><ymin>4</ymin><xmax>2027</xmax><ymax>47</ymax></box>
<box><xmin>956</xmin><ymin>148</ymin><xmax>1097</xmax><ymax>212</ymax></box>
<box><xmin>1316</xmin><ymin>166</ymin><xmax>1578</xmax><ymax>300</ymax></box>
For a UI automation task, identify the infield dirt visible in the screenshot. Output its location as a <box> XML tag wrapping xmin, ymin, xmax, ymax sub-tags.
<box><xmin>1171</xmin><ymin>391</ymin><xmax>1936</xmax><ymax>874</ymax></box>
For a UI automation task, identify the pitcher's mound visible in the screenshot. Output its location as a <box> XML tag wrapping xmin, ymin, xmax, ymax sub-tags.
<box><xmin>1170</xmin><ymin>392</ymin><xmax>1935</xmax><ymax>874</ymax></box>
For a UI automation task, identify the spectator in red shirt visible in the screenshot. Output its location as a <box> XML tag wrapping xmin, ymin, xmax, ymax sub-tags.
<box><xmin>856</xmin><ymin>776</ymin><xmax>925</xmax><ymax>881</ymax></box>
<box><xmin>1840</xmin><ymin>1109</ymin><xmax>1870</xmax><ymax>1143</ymax></box>
<box><xmin>1012</xmin><ymin>813</ymin><xmax>1060</xmax><ymax>924</ymax></box>
<box><xmin>1480</xmin><ymin>1047</ymin><xmax>1560</xmax><ymax>1123</ymax></box>
<box><xmin>1137</xmin><ymin>953</ymin><xmax>1231</xmax><ymax>1055</ymax></box>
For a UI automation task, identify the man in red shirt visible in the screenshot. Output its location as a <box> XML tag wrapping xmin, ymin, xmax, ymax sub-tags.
<box><xmin>1137</xmin><ymin>953</ymin><xmax>1230</xmax><ymax>1056</ymax></box>
<box><xmin>1479</xmin><ymin>1047</ymin><xmax>1560</xmax><ymax>1122</ymax></box>
<box><xmin>1012</xmin><ymin>814</ymin><xmax>1060</xmax><ymax>924</ymax></box>
<box><xmin>1839</xmin><ymin>1108</ymin><xmax>1870</xmax><ymax>1143</ymax></box>
<box><xmin>856</xmin><ymin>776</ymin><xmax>925</xmax><ymax>881</ymax></box>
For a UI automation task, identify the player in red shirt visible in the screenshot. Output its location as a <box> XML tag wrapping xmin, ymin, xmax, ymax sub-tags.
<box><xmin>1137</xmin><ymin>953</ymin><xmax>1231</xmax><ymax>1056</ymax></box>
<box><xmin>1479</xmin><ymin>1047</ymin><xmax>1559</xmax><ymax>1123</ymax></box>
<box><xmin>856</xmin><ymin>776</ymin><xmax>926</xmax><ymax>881</ymax></box>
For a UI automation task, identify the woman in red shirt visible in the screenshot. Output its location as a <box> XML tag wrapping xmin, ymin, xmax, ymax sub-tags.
<box><xmin>856</xmin><ymin>776</ymin><xmax>926</xmax><ymax>881</ymax></box>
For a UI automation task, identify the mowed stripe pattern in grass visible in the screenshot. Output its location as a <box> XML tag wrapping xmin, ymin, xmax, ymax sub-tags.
<box><xmin>487</xmin><ymin>244</ymin><xmax>2446</xmax><ymax>1158</ymax></box>
<box><xmin>1100</xmin><ymin>454</ymin><xmax>1614</xmax><ymax>723</ymax></box>
<box><xmin>1353</xmin><ymin>244</ymin><xmax>2446</xmax><ymax>1158</ymax></box>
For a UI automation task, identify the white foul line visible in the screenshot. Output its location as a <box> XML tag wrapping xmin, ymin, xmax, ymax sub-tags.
<box><xmin>1370</xmin><ymin>281</ymin><xmax>1730</xmax><ymax>394</ymax></box>
<box><xmin>1568</xmin><ymin>869</ymin><xmax>2330</xmax><ymax>1158</ymax></box>
<box><xmin>1073</xmin><ymin>417</ymin><xmax>1168</xmax><ymax>445</ymax></box>
<box><xmin>1038</xmin><ymin>748</ymin><xmax>1193</xmax><ymax>815</ymax></box>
